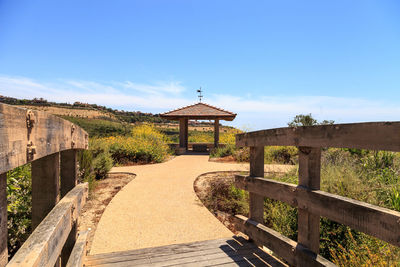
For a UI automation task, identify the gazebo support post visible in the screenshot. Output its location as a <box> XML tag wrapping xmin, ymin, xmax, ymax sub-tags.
<box><xmin>185</xmin><ymin>118</ymin><xmax>188</xmax><ymax>150</ymax></box>
<box><xmin>214</xmin><ymin>119</ymin><xmax>219</xmax><ymax>148</ymax></box>
<box><xmin>178</xmin><ymin>118</ymin><xmax>188</xmax><ymax>154</ymax></box>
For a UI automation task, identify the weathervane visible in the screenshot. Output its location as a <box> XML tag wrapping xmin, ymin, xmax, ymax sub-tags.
<box><xmin>197</xmin><ymin>87</ymin><xmax>203</xmax><ymax>102</ymax></box>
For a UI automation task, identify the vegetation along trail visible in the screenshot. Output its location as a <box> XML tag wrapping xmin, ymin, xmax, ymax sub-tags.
<box><xmin>90</xmin><ymin>154</ymin><xmax>292</xmax><ymax>255</ymax></box>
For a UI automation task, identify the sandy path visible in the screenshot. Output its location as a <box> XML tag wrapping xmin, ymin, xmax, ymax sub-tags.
<box><xmin>90</xmin><ymin>155</ymin><xmax>292</xmax><ymax>255</ymax></box>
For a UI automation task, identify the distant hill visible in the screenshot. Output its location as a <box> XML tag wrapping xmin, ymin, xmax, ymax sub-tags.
<box><xmin>0</xmin><ymin>95</ymin><xmax>164</xmax><ymax>123</ymax></box>
<box><xmin>0</xmin><ymin>95</ymin><xmax>227</xmax><ymax>137</ymax></box>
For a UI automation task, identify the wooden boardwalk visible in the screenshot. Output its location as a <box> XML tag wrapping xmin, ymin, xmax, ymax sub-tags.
<box><xmin>84</xmin><ymin>236</ymin><xmax>286</xmax><ymax>267</ymax></box>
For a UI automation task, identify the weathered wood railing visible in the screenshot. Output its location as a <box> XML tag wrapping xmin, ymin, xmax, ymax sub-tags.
<box><xmin>0</xmin><ymin>103</ymin><xmax>89</xmax><ymax>267</ymax></box>
<box><xmin>234</xmin><ymin>122</ymin><xmax>400</xmax><ymax>267</ymax></box>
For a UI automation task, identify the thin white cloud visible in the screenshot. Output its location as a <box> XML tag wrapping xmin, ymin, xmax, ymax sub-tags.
<box><xmin>0</xmin><ymin>74</ymin><xmax>398</xmax><ymax>129</ymax></box>
<box><xmin>118</xmin><ymin>81</ymin><xmax>185</xmax><ymax>95</ymax></box>
<box><xmin>0</xmin><ymin>75</ymin><xmax>190</xmax><ymax>110</ymax></box>
<box><xmin>66</xmin><ymin>80</ymin><xmax>118</xmax><ymax>94</ymax></box>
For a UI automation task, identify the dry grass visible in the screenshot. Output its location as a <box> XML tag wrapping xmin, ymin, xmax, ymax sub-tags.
<box><xmin>20</xmin><ymin>105</ymin><xmax>116</xmax><ymax>120</ymax></box>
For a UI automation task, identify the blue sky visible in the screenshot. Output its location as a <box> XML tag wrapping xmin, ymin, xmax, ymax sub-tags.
<box><xmin>0</xmin><ymin>1</ymin><xmax>399</xmax><ymax>130</ymax></box>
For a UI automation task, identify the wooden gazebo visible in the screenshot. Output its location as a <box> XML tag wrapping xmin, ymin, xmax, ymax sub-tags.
<box><xmin>160</xmin><ymin>103</ymin><xmax>236</xmax><ymax>153</ymax></box>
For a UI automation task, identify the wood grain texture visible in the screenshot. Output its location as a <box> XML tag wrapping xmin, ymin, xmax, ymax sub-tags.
<box><xmin>60</xmin><ymin>150</ymin><xmax>78</xmax><ymax>198</ymax></box>
<box><xmin>233</xmin><ymin>215</ymin><xmax>335</xmax><ymax>267</ymax></box>
<box><xmin>235</xmin><ymin>175</ymin><xmax>400</xmax><ymax>247</ymax></box>
<box><xmin>179</xmin><ymin>118</ymin><xmax>188</xmax><ymax>149</ymax></box>
<box><xmin>214</xmin><ymin>119</ymin><xmax>219</xmax><ymax>148</ymax></box>
<box><xmin>0</xmin><ymin>103</ymin><xmax>88</xmax><ymax>174</ymax></box>
<box><xmin>60</xmin><ymin>150</ymin><xmax>78</xmax><ymax>267</ymax></box>
<box><xmin>249</xmin><ymin>146</ymin><xmax>264</xmax><ymax>223</ymax></box>
<box><xmin>85</xmin><ymin>236</ymin><xmax>286</xmax><ymax>267</ymax></box>
<box><xmin>7</xmin><ymin>183</ymin><xmax>88</xmax><ymax>267</ymax></box>
<box><xmin>236</xmin><ymin>121</ymin><xmax>400</xmax><ymax>152</ymax></box>
<box><xmin>0</xmin><ymin>173</ymin><xmax>7</xmax><ymax>267</ymax></box>
<box><xmin>235</xmin><ymin>175</ymin><xmax>297</xmax><ymax>206</ymax></box>
<box><xmin>32</xmin><ymin>153</ymin><xmax>60</xmax><ymax>230</ymax></box>
<box><xmin>66</xmin><ymin>230</ymin><xmax>89</xmax><ymax>267</ymax></box>
<box><xmin>297</xmin><ymin>147</ymin><xmax>321</xmax><ymax>253</ymax></box>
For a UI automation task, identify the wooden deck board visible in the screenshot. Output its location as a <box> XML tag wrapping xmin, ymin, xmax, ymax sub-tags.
<box><xmin>85</xmin><ymin>237</ymin><xmax>286</xmax><ymax>267</ymax></box>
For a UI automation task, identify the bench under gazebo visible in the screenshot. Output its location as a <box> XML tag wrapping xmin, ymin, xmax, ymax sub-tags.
<box><xmin>160</xmin><ymin>102</ymin><xmax>236</xmax><ymax>154</ymax></box>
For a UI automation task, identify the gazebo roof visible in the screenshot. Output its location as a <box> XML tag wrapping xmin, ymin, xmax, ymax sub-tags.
<box><xmin>160</xmin><ymin>102</ymin><xmax>236</xmax><ymax>121</ymax></box>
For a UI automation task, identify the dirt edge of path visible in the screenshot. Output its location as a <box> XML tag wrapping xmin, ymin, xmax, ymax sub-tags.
<box><xmin>78</xmin><ymin>172</ymin><xmax>136</xmax><ymax>253</ymax></box>
<box><xmin>193</xmin><ymin>171</ymin><xmax>246</xmax><ymax>234</ymax></box>
<box><xmin>193</xmin><ymin>169</ymin><xmax>292</xmax><ymax>234</ymax></box>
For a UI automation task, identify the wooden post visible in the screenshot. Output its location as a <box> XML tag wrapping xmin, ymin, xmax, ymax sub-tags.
<box><xmin>60</xmin><ymin>150</ymin><xmax>78</xmax><ymax>267</ymax></box>
<box><xmin>179</xmin><ymin>118</ymin><xmax>185</xmax><ymax>148</ymax></box>
<box><xmin>179</xmin><ymin>118</ymin><xmax>188</xmax><ymax>149</ymax></box>
<box><xmin>249</xmin><ymin>146</ymin><xmax>264</xmax><ymax>223</ymax></box>
<box><xmin>297</xmin><ymin>146</ymin><xmax>321</xmax><ymax>254</ymax></box>
<box><xmin>60</xmin><ymin>150</ymin><xmax>78</xmax><ymax>198</ymax></box>
<box><xmin>184</xmin><ymin>118</ymin><xmax>188</xmax><ymax>150</ymax></box>
<box><xmin>214</xmin><ymin>119</ymin><xmax>219</xmax><ymax>148</ymax></box>
<box><xmin>0</xmin><ymin>173</ymin><xmax>7</xmax><ymax>267</ymax></box>
<box><xmin>32</xmin><ymin>152</ymin><xmax>60</xmax><ymax>230</ymax></box>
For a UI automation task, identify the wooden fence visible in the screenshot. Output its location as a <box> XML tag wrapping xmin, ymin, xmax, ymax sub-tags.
<box><xmin>233</xmin><ymin>122</ymin><xmax>400</xmax><ymax>266</ymax></box>
<box><xmin>0</xmin><ymin>103</ymin><xmax>89</xmax><ymax>267</ymax></box>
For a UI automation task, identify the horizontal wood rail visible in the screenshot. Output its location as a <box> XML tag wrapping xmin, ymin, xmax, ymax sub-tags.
<box><xmin>66</xmin><ymin>230</ymin><xmax>89</xmax><ymax>267</ymax></box>
<box><xmin>1</xmin><ymin>103</ymin><xmax>89</xmax><ymax>267</ymax></box>
<box><xmin>7</xmin><ymin>183</ymin><xmax>88</xmax><ymax>267</ymax></box>
<box><xmin>236</xmin><ymin>121</ymin><xmax>400</xmax><ymax>152</ymax></box>
<box><xmin>235</xmin><ymin>175</ymin><xmax>400</xmax><ymax>247</ymax></box>
<box><xmin>233</xmin><ymin>121</ymin><xmax>400</xmax><ymax>266</ymax></box>
<box><xmin>233</xmin><ymin>215</ymin><xmax>335</xmax><ymax>267</ymax></box>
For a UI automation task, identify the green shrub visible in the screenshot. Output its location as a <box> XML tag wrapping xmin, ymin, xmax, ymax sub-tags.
<box><xmin>233</xmin><ymin>147</ymin><xmax>250</xmax><ymax>162</ymax></box>
<box><xmin>78</xmin><ymin>138</ymin><xmax>113</xmax><ymax>186</ymax></box>
<box><xmin>77</xmin><ymin>149</ymin><xmax>97</xmax><ymax>192</ymax></box>
<box><xmin>92</xmin><ymin>151</ymin><xmax>113</xmax><ymax>179</ymax></box>
<box><xmin>204</xmin><ymin>177</ymin><xmax>249</xmax><ymax>216</ymax></box>
<box><xmin>6</xmin><ymin>165</ymin><xmax>32</xmax><ymax>259</ymax></box>
<box><xmin>210</xmin><ymin>145</ymin><xmax>298</xmax><ymax>165</ymax></box>
<box><xmin>210</xmin><ymin>144</ymin><xmax>236</xmax><ymax>158</ymax></box>
<box><xmin>61</xmin><ymin>116</ymin><xmax>132</xmax><ymax>137</ymax></box>
<box><xmin>89</xmin><ymin>139</ymin><xmax>113</xmax><ymax>179</ymax></box>
<box><xmin>264</xmin><ymin>199</ymin><xmax>297</xmax><ymax>240</ymax></box>
<box><xmin>264</xmin><ymin>146</ymin><xmax>298</xmax><ymax>164</ymax></box>
<box><xmin>388</xmin><ymin>187</ymin><xmax>400</xmax><ymax>211</ymax></box>
<box><xmin>204</xmin><ymin>148</ymin><xmax>400</xmax><ymax>265</ymax></box>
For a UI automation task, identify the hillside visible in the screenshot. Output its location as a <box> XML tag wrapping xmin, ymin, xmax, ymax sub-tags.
<box><xmin>0</xmin><ymin>95</ymin><xmax>234</xmax><ymax>137</ymax></box>
<box><xmin>0</xmin><ymin>95</ymin><xmax>163</xmax><ymax>123</ymax></box>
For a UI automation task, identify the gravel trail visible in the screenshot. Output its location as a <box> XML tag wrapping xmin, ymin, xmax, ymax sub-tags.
<box><xmin>90</xmin><ymin>155</ymin><xmax>292</xmax><ymax>254</ymax></box>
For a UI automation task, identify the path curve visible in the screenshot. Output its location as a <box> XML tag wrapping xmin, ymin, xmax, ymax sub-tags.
<box><xmin>90</xmin><ymin>155</ymin><xmax>292</xmax><ymax>254</ymax></box>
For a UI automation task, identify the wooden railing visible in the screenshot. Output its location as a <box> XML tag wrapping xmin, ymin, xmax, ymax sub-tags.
<box><xmin>233</xmin><ymin>122</ymin><xmax>400</xmax><ymax>267</ymax></box>
<box><xmin>0</xmin><ymin>103</ymin><xmax>89</xmax><ymax>267</ymax></box>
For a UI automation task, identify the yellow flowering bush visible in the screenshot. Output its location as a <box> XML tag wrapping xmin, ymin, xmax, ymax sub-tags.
<box><xmin>188</xmin><ymin>130</ymin><xmax>238</xmax><ymax>144</ymax></box>
<box><xmin>188</xmin><ymin>131</ymin><xmax>213</xmax><ymax>143</ymax></box>
<box><xmin>219</xmin><ymin>132</ymin><xmax>236</xmax><ymax>145</ymax></box>
<box><xmin>100</xmin><ymin>124</ymin><xmax>170</xmax><ymax>164</ymax></box>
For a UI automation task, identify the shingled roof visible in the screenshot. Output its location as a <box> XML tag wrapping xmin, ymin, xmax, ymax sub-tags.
<box><xmin>160</xmin><ymin>102</ymin><xmax>236</xmax><ymax>121</ymax></box>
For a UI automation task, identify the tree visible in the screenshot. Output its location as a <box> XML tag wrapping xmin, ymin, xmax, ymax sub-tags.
<box><xmin>288</xmin><ymin>113</ymin><xmax>334</xmax><ymax>127</ymax></box>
